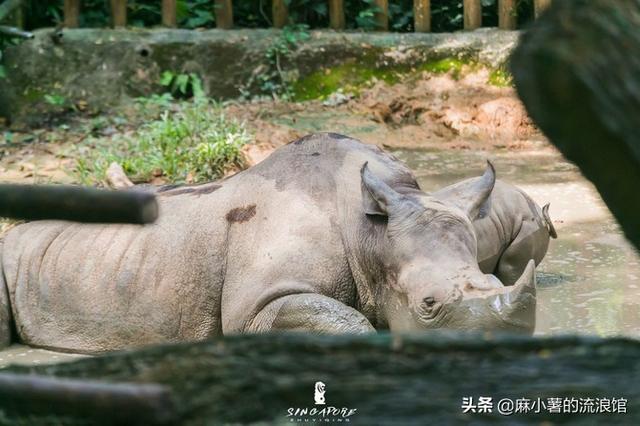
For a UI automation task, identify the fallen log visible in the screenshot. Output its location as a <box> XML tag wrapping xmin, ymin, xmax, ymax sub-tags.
<box><xmin>2</xmin><ymin>333</ymin><xmax>638</xmax><ymax>424</ymax></box>
<box><xmin>0</xmin><ymin>374</ymin><xmax>175</xmax><ymax>425</ymax></box>
<box><xmin>511</xmin><ymin>0</ymin><xmax>640</xmax><ymax>249</ymax></box>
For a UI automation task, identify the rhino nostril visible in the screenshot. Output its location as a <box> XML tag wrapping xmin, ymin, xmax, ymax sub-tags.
<box><xmin>423</xmin><ymin>296</ymin><xmax>436</xmax><ymax>307</ymax></box>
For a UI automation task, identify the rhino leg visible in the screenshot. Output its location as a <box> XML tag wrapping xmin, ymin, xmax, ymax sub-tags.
<box><xmin>247</xmin><ymin>293</ymin><xmax>375</xmax><ymax>334</ymax></box>
<box><xmin>0</xmin><ymin>241</ymin><xmax>12</xmax><ymax>348</ymax></box>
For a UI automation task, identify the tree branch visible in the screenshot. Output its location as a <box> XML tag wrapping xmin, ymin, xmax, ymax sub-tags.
<box><xmin>0</xmin><ymin>184</ymin><xmax>158</xmax><ymax>224</ymax></box>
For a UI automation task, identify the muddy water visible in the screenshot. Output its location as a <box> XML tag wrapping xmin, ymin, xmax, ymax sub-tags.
<box><xmin>393</xmin><ymin>148</ymin><xmax>640</xmax><ymax>337</ymax></box>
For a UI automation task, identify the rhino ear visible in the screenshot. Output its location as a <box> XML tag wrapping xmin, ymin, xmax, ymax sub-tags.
<box><xmin>360</xmin><ymin>162</ymin><xmax>402</xmax><ymax>216</ymax></box>
<box><xmin>433</xmin><ymin>160</ymin><xmax>496</xmax><ymax>219</ymax></box>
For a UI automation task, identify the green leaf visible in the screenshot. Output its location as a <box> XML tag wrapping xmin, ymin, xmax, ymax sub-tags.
<box><xmin>160</xmin><ymin>71</ymin><xmax>175</xmax><ymax>86</ymax></box>
<box><xmin>175</xmin><ymin>74</ymin><xmax>190</xmax><ymax>95</ymax></box>
<box><xmin>190</xmin><ymin>74</ymin><xmax>205</xmax><ymax>99</ymax></box>
<box><xmin>44</xmin><ymin>94</ymin><xmax>66</xmax><ymax>106</ymax></box>
<box><xmin>176</xmin><ymin>0</ymin><xmax>189</xmax><ymax>22</ymax></box>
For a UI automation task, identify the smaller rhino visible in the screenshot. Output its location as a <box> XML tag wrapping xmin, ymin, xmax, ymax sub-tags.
<box><xmin>434</xmin><ymin>168</ymin><xmax>557</xmax><ymax>286</ymax></box>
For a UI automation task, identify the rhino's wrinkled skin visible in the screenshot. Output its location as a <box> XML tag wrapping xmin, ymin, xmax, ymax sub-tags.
<box><xmin>0</xmin><ymin>134</ymin><xmax>536</xmax><ymax>353</ymax></box>
<box><xmin>434</xmin><ymin>178</ymin><xmax>557</xmax><ymax>285</ymax></box>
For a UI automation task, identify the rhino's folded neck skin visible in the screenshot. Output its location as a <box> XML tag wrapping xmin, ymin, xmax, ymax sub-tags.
<box><xmin>345</xmin><ymin>158</ymin><xmax>537</xmax><ymax>335</ymax></box>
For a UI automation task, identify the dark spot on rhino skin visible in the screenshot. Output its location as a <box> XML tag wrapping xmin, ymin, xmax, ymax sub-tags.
<box><xmin>159</xmin><ymin>183</ymin><xmax>221</xmax><ymax>197</ymax></box>
<box><xmin>311</xmin><ymin>152</ymin><xmax>321</xmax><ymax>156</ymax></box>
<box><xmin>226</xmin><ymin>204</ymin><xmax>257</xmax><ymax>223</ymax></box>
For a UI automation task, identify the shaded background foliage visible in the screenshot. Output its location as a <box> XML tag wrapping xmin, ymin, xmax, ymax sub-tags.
<box><xmin>18</xmin><ymin>0</ymin><xmax>535</xmax><ymax>32</ymax></box>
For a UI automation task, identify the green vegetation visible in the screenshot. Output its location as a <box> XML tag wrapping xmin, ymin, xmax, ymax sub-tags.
<box><xmin>243</xmin><ymin>24</ymin><xmax>310</xmax><ymax>100</ymax></box>
<box><xmin>292</xmin><ymin>56</ymin><xmax>482</xmax><ymax>101</ymax></box>
<box><xmin>420</xmin><ymin>57</ymin><xmax>466</xmax><ymax>77</ymax></box>
<box><xmin>43</xmin><ymin>93</ymin><xmax>67</xmax><ymax>106</ymax></box>
<box><xmin>159</xmin><ymin>71</ymin><xmax>205</xmax><ymax>99</ymax></box>
<box><xmin>74</xmin><ymin>101</ymin><xmax>251</xmax><ymax>186</ymax></box>
<box><xmin>292</xmin><ymin>61</ymin><xmax>400</xmax><ymax>101</ymax></box>
<box><xmin>488</xmin><ymin>68</ymin><xmax>513</xmax><ymax>87</ymax></box>
<box><xmin>17</xmin><ymin>0</ymin><xmax>535</xmax><ymax>32</ymax></box>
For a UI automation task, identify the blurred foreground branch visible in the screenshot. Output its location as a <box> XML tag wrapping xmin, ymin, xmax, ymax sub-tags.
<box><xmin>0</xmin><ymin>184</ymin><xmax>158</xmax><ymax>224</ymax></box>
<box><xmin>2</xmin><ymin>333</ymin><xmax>639</xmax><ymax>424</ymax></box>
<box><xmin>0</xmin><ymin>373</ymin><xmax>175</xmax><ymax>425</ymax></box>
<box><xmin>0</xmin><ymin>25</ymin><xmax>32</xmax><ymax>38</ymax></box>
<box><xmin>511</xmin><ymin>0</ymin><xmax>640</xmax><ymax>248</ymax></box>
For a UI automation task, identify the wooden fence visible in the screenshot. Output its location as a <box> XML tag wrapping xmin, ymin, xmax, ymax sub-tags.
<box><xmin>63</xmin><ymin>0</ymin><xmax>552</xmax><ymax>31</ymax></box>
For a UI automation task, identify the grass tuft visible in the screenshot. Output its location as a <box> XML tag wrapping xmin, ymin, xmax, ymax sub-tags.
<box><xmin>74</xmin><ymin>101</ymin><xmax>251</xmax><ymax>186</ymax></box>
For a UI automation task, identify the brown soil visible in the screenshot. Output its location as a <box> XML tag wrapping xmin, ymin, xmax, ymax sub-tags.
<box><xmin>228</xmin><ymin>69</ymin><xmax>548</xmax><ymax>164</ymax></box>
<box><xmin>356</xmin><ymin>71</ymin><xmax>538</xmax><ymax>145</ymax></box>
<box><xmin>0</xmin><ymin>69</ymin><xmax>550</xmax><ymax>185</ymax></box>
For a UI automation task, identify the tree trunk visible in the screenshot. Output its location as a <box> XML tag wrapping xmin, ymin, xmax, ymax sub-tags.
<box><xmin>511</xmin><ymin>0</ymin><xmax>640</xmax><ymax>250</ymax></box>
<box><xmin>1</xmin><ymin>333</ymin><xmax>639</xmax><ymax>424</ymax></box>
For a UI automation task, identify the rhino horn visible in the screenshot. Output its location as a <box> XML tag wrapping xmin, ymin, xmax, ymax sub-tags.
<box><xmin>488</xmin><ymin>259</ymin><xmax>537</xmax><ymax>333</ymax></box>
<box><xmin>433</xmin><ymin>160</ymin><xmax>496</xmax><ymax>219</ymax></box>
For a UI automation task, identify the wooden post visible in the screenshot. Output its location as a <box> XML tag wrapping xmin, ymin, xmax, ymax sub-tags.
<box><xmin>215</xmin><ymin>0</ymin><xmax>233</xmax><ymax>29</ymax></box>
<box><xmin>374</xmin><ymin>0</ymin><xmax>388</xmax><ymax>31</ymax></box>
<box><xmin>534</xmin><ymin>0</ymin><xmax>551</xmax><ymax>18</ymax></box>
<box><xmin>329</xmin><ymin>0</ymin><xmax>345</xmax><ymax>30</ymax></box>
<box><xmin>272</xmin><ymin>0</ymin><xmax>288</xmax><ymax>28</ymax></box>
<box><xmin>162</xmin><ymin>0</ymin><xmax>176</xmax><ymax>27</ymax></box>
<box><xmin>463</xmin><ymin>0</ymin><xmax>481</xmax><ymax>30</ymax></box>
<box><xmin>413</xmin><ymin>0</ymin><xmax>430</xmax><ymax>32</ymax></box>
<box><xmin>498</xmin><ymin>0</ymin><xmax>516</xmax><ymax>29</ymax></box>
<box><xmin>63</xmin><ymin>0</ymin><xmax>80</xmax><ymax>28</ymax></box>
<box><xmin>110</xmin><ymin>0</ymin><xmax>127</xmax><ymax>28</ymax></box>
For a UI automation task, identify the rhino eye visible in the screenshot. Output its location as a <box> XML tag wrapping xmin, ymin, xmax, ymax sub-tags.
<box><xmin>423</xmin><ymin>297</ymin><xmax>436</xmax><ymax>307</ymax></box>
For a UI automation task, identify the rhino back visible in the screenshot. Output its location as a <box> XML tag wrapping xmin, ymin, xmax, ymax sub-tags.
<box><xmin>475</xmin><ymin>181</ymin><xmax>548</xmax><ymax>271</ymax></box>
<box><xmin>216</xmin><ymin>133</ymin><xmax>420</xmax><ymax>332</ymax></box>
<box><xmin>1</xmin><ymin>134</ymin><xmax>419</xmax><ymax>350</ymax></box>
<box><xmin>2</xmin><ymin>193</ymin><xmax>228</xmax><ymax>353</ymax></box>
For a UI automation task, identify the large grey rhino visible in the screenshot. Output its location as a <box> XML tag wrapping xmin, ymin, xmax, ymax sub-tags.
<box><xmin>435</xmin><ymin>179</ymin><xmax>556</xmax><ymax>285</ymax></box>
<box><xmin>0</xmin><ymin>133</ymin><xmax>536</xmax><ymax>353</ymax></box>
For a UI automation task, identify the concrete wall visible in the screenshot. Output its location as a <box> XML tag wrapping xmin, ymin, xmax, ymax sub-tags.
<box><xmin>0</xmin><ymin>28</ymin><xmax>518</xmax><ymax>127</ymax></box>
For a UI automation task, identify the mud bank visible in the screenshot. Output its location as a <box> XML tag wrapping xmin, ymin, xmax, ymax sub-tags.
<box><xmin>0</xmin><ymin>28</ymin><xmax>517</xmax><ymax>127</ymax></box>
<box><xmin>235</xmin><ymin>68</ymin><xmax>541</xmax><ymax>162</ymax></box>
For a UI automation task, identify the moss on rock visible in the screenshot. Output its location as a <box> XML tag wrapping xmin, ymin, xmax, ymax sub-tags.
<box><xmin>292</xmin><ymin>56</ymin><xmax>502</xmax><ymax>101</ymax></box>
